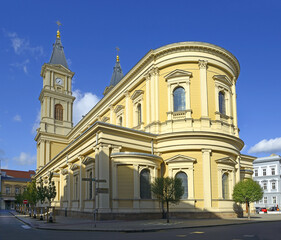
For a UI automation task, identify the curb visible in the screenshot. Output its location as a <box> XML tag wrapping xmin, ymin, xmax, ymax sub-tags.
<box><xmin>9</xmin><ymin>211</ymin><xmax>281</xmax><ymax>233</ymax></box>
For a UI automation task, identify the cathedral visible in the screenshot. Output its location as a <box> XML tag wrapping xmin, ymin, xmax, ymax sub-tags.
<box><xmin>34</xmin><ymin>29</ymin><xmax>254</xmax><ymax>219</ymax></box>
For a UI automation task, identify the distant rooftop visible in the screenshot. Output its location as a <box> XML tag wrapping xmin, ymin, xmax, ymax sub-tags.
<box><xmin>253</xmin><ymin>154</ymin><xmax>281</xmax><ymax>163</ymax></box>
<box><xmin>0</xmin><ymin>169</ymin><xmax>35</xmax><ymax>179</ymax></box>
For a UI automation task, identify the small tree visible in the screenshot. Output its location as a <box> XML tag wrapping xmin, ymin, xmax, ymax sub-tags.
<box><xmin>37</xmin><ymin>177</ymin><xmax>46</xmax><ymax>220</ymax></box>
<box><xmin>45</xmin><ymin>172</ymin><xmax>56</xmax><ymax>222</ymax></box>
<box><xmin>232</xmin><ymin>179</ymin><xmax>263</xmax><ymax>220</ymax></box>
<box><xmin>26</xmin><ymin>180</ymin><xmax>38</xmax><ymax>217</ymax></box>
<box><xmin>151</xmin><ymin>177</ymin><xmax>184</xmax><ymax>223</ymax></box>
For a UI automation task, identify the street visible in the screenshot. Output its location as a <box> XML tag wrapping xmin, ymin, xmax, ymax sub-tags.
<box><xmin>1</xmin><ymin>210</ymin><xmax>280</xmax><ymax>240</ymax></box>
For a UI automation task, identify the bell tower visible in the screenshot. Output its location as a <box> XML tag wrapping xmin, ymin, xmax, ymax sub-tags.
<box><xmin>35</xmin><ymin>26</ymin><xmax>75</xmax><ymax>171</ymax></box>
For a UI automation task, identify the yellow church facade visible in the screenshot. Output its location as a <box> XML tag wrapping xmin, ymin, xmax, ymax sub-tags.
<box><xmin>35</xmin><ymin>31</ymin><xmax>254</xmax><ymax>218</ymax></box>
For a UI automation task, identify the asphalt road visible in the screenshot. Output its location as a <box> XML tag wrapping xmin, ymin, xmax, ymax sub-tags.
<box><xmin>1</xmin><ymin>210</ymin><xmax>280</xmax><ymax>240</ymax></box>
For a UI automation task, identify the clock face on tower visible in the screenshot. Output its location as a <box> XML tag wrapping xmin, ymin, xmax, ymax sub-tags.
<box><xmin>56</xmin><ymin>78</ymin><xmax>63</xmax><ymax>85</ymax></box>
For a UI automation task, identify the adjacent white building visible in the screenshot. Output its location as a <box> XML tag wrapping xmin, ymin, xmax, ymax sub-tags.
<box><xmin>253</xmin><ymin>154</ymin><xmax>281</xmax><ymax>208</ymax></box>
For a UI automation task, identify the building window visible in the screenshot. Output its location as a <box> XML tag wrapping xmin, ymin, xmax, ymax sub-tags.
<box><xmin>263</xmin><ymin>182</ymin><xmax>267</xmax><ymax>190</ymax></box>
<box><xmin>74</xmin><ymin>175</ymin><xmax>79</xmax><ymax>200</ymax></box>
<box><xmin>6</xmin><ymin>187</ymin><xmax>10</xmax><ymax>194</ymax></box>
<box><xmin>264</xmin><ymin>196</ymin><xmax>267</xmax><ymax>204</ymax></box>
<box><xmin>222</xmin><ymin>173</ymin><xmax>229</xmax><ymax>199</ymax></box>
<box><xmin>89</xmin><ymin>171</ymin><xmax>93</xmax><ymax>200</ymax></box>
<box><xmin>173</xmin><ymin>87</ymin><xmax>186</xmax><ymax>112</ymax></box>
<box><xmin>175</xmin><ymin>172</ymin><xmax>188</xmax><ymax>199</ymax></box>
<box><xmin>272</xmin><ymin>182</ymin><xmax>276</xmax><ymax>190</ymax></box>
<box><xmin>55</xmin><ymin>104</ymin><xmax>63</xmax><ymax>121</ymax></box>
<box><xmin>137</xmin><ymin>104</ymin><xmax>142</xmax><ymax>126</ymax></box>
<box><xmin>119</xmin><ymin>116</ymin><xmax>123</xmax><ymax>126</ymax></box>
<box><xmin>254</xmin><ymin>169</ymin><xmax>258</xmax><ymax>177</ymax></box>
<box><xmin>271</xmin><ymin>168</ymin><xmax>276</xmax><ymax>175</ymax></box>
<box><xmin>219</xmin><ymin>91</ymin><xmax>226</xmax><ymax>115</ymax></box>
<box><xmin>273</xmin><ymin>196</ymin><xmax>277</xmax><ymax>204</ymax></box>
<box><xmin>15</xmin><ymin>187</ymin><xmax>20</xmax><ymax>195</ymax></box>
<box><xmin>140</xmin><ymin>169</ymin><xmax>151</xmax><ymax>199</ymax></box>
<box><xmin>263</xmin><ymin>169</ymin><xmax>266</xmax><ymax>176</ymax></box>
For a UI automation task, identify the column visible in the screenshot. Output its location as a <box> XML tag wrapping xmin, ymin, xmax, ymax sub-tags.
<box><xmin>97</xmin><ymin>144</ymin><xmax>110</xmax><ymax>212</ymax></box>
<box><xmin>146</xmin><ymin>75</ymin><xmax>151</xmax><ymax>125</ymax></box>
<box><xmin>133</xmin><ymin>164</ymin><xmax>140</xmax><ymax>209</ymax></box>
<box><xmin>187</xmin><ymin>168</ymin><xmax>195</xmax><ymax>199</ymax></box>
<box><xmin>235</xmin><ymin>156</ymin><xmax>241</xmax><ymax>183</ymax></box>
<box><xmin>231</xmin><ymin>77</ymin><xmax>239</xmax><ymax>136</ymax></box>
<box><xmin>39</xmin><ymin>140</ymin><xmax>45</xmax><ymax>167</ymax></box>
<box><xmin>65</xmin><ymin>76</ymin><xmax>68</xmax><ymax>93</ymax></box>
<box><xmin>125</xmin><ymin>91</ymin><xmax>130</xmax><ymax>127</ymax></box>
<box><xmin>51</xmin><ymin>71</ymin><xmax>54</xmax><ymax>89</ymax></box>
<box><xmin>202</xmin><ymin>149</ymin><xmax>212</xmax><ymax>209</ymax></box>
<box><xmin>217</xmin><ymin>169</ymin><xmax>223</xmax><ymax>199</ymax></box>
<box><xmin>68</xmin><ymin>77</ymin><xmax>71</xmax><ymax>93</ymax></box>
<box><xmin>79</xmin><ymin>156</ymin><xmax>85</xmax><ymax>211</ymax></box>
<box><xmin>150</xmin><ymin>70</ymin><xmax>155</xmax><ymax>123</ymax></box>
<box><xmin>199</xmin><ymin>60</ymin><xmax>210</xmax><ymax>127</ymax></box>
<box><xmin>59</xmin><ymin>170</ymin><xmax>63</xmax><ymax>206</ymax></box>
<box><xmin>67</xmin><ymin>164</ymin><xmax>72</xmax><ymax>209</ymax></box>
<box><xmin>45</xmin><ymin>140</ymin><xmax>50</xmax><ymax>164</ymax></box>
<box><xmin>50</xmin><ymin>98</ymin><xmax>54</xmax><ymax>118</ymax></box>
<box><xmin>154</xmin><ymin>68</ymin><xmax>159</xmax><ymax>128</ymax></box>
<box><xmin>110</xmin><ymin>105</ymin><xmax>114</xmax><ymax>124</ymax></box>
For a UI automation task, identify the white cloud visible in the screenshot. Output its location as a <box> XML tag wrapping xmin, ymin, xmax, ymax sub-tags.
<box><xmin>6</xmin><ymin>31</ymin><xmax>43</xmax><ymax>56</ymax></box>
<box><xmin>13</xmin><ymin>114</ymin><xmax>22</xmax><ymax>122</ymax></box>
<box><xmin>10</xmin><ymin>59</ymin><xmax>30</xmax><ymax>74</ymax></box>
<box><xmin>13</xmin><ymin>152</ymin><xmax>36</xmax><ymax>166</ymax></box>
<box><xmin>248</xmin><ymin>137</ymin><xmax>281</xmax><ymax>154</ymax></box>
<box><xmin>31</xmin><ymin>110</ymin><xmax>41</xmax><ymax>135</ymax></box>
<box><xmin>73</xmin><ymin>89</ymin><xmax>100</xmax><ymax>125</ymax></box>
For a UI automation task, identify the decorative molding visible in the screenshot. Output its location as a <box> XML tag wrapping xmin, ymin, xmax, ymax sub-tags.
<box><xmin>130</xmin><ymin>90</ymin><xmax>144</xmax><ymax>101</ymax></box>
<box><xmin>101</xmin><ymin>116</ymin><xmax>109</xmax><ymax>123</ymax></box>
<box><xmin>166</xmin><ymin>154</ymin><xmax>197</xmax><ymax>164</ymax></box>
<box><xmin>61</xmin><ymin>169</ymin><xmax>68</xmax><ymax>175</ymax></box>
<box><xmin>164</xmin><ymin>69</ymin><xmax>192</xmax><ymax>80</ymax></box>
<box><xmin>70</xmin><ymin>163</ymin><xmax>80</xmax><ymax>171</ymax></box>
<box><xmin>216</xmin><ymin>157</ymin><xmax>237</xmax><ymax>165</ymax></box>
<box><xmin>213</xmin><ymin>75</ymin><xmax>232</xmax><ymax>86</ymax></box>
<box><xmin>198</xmin><ymin>60</ymin><xmax>208</xmax><ymax>69</ymax></box>
<box><xmin>114</xmin><ymin>105</ymin><xmax>125</xmax><ymax>113</ymax></box>
<box><xmin>82</xmin><ymin>156</ymin><xmax>95</xmax><ymax>165</ymax></box>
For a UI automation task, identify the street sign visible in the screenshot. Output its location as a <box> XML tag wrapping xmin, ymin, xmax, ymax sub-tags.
<box><xmin>82</xmin><ymin>178</ymin><xmax>106</xmax><ymax>183</ymax></box>
<box><xmin>23</xmin><ymin>199</ymin><xmax>28</xmax><ymax>204</ymax></box>
<box><xmin>96</xmin><ymin>188</ymin><xmax>109</xmax><ymax>194</ymax></box>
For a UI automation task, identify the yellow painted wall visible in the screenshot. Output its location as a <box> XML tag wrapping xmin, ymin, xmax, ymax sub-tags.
<box><xmin>50</xmin><ymin>142</ymin><xmax>67</xmax><ymax>159</ymax></box>
<box><xmin>117</xmin><ymin>164</ymin><xmax>134</xmax><ymax>208</ymax></box>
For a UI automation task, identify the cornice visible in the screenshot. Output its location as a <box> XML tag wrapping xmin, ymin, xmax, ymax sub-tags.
<box><xmin>41</xmin><ymin>63</ymin><xmax>74</xmax><ymax>77</ymax></box>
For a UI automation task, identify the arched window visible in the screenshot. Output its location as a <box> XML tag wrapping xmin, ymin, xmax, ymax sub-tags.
<box><xmin>176</xmin><ymin>172</ymin><xmax>188</xmax><ymax>199</ymax></box>
<box><xmin>119</xmin><ymin>116</ymin><xmax>123</xmax><ymax>126</ymax></box>
<box><xmin>137</xmin><ymin>104</ymin><xmax>142</xmax><ymax>126</ymax></box>
<box><xmin>140</xmin><ymin>169</ymin><xmax>151</xmax><ymax>199</ymax></box>
<box><xmin>219</xmin><ymin>91</ymin><xmax>226</xmax><ymax>115</ymax></box>
<box><xmin>173</xmin><ymin>87</ymin><xmax>186</xmax><ymax>112</ymax></box>
<box><xmin>55</xmin><ymin>104</ymin><xmax>63</xmax><ymax>121</ymax></box>
<box><xmin>222</xmin><ymin>173</ymin><xmax>229</xmax><ymax>199</ymax></box>
<box><xmin>89</xmin><ymin>171</ymin><xmax>93</xmax><ymax>200</ymax></box>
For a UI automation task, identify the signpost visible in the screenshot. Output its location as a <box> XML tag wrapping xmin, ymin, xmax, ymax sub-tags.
<box><xmin>82</xmin><ymin>178</ymin><xmax>107</xmax><ymax>227</ymax></box>
<box><xmin>23</xmin><ymin>199</ymin><xmax>28</xmax><ymax>204</ymax></box>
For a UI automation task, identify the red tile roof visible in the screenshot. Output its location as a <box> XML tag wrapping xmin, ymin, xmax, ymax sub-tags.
<box><xmin>0</xmin><ymin>169</ymin><xmax>35</xmax><ymax>179</ymax></box>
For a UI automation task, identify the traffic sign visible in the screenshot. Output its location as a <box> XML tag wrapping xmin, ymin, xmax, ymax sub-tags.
<box><xmin>23</xmin><ymin>199</ymin><xmax>28</xmax><ymax>204</ymax></box>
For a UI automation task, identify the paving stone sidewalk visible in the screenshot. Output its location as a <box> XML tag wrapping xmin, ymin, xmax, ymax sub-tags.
<box><xmin>10</xmin><ymin>211</ymin><xmax>281</xmax><ymax>232</ymax></box>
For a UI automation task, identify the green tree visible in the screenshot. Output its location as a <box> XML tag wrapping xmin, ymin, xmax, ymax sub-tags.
<box><xmin>232</xmin><ymin>179</ymin><xmax>263</xmax><ymax>220</ymax></box>
<box><xmin>151</xmin><ymin>177</ymin><xmax>184</xmax><ymax>223</ymax></box>
<box><xmin>26</xmin><ymin>180</ymin><xmax>38</xmax><ymax>217</ymax></box>
<box><xmin>45</xmin><ymin>172</ymin><xmax>56</xmax><ymax>206</ymax></box>
<box><xmin>37</xmin><ymin>177</ymin><xmax>46</xmax><ymax>220</ymax></box>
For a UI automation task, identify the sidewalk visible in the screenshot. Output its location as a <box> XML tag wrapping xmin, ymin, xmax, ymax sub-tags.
<box><xmin>10</xmin><ymin>211</ymin><xmax>281</xmax><ymax>232</ymax></box>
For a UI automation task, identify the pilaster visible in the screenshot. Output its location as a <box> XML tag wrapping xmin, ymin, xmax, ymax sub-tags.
<box><xmin>202</xmin><ymin>149</ymin><xmax>212</xmax><ymax>209</ymax></box>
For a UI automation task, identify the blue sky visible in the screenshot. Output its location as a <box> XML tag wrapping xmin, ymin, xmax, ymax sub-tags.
<box><xmin>1</xmin><ymin>0</ymin><xmax>281</xmax><ymax>171</ymax></box>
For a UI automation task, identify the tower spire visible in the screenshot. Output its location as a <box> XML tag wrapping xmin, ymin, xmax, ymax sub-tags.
<box><xmin>49</xmin><ymin>21</ymin><xmax>69</xmax><ymax>69</ymax></box>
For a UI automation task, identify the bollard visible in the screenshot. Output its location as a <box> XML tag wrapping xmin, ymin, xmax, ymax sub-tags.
<box><xmin>65</xmin><ymin>207</ymin><xmax>67</xmax><ymax>217</ymax></box>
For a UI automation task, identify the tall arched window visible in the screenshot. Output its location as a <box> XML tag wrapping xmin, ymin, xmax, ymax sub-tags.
<box><xmin>222</xmin><ymin>173</ymin><xmax>229</xmax><ymax>199</ymax></box>
<box><xmin>55</xmin><ymin>104</ymin><xmax>63</xmax><ymax>121</ymax></box>
<box><xmin>119</xmin><ymin>116</ymin><xmax>123</xmax><ymax>126</ymax></box>
<box><xmin>89</xmin><ymin>171</ymin><xmax>93</xmax><ymax>200</ymax></box>
<box><xmin>173</xmin><ymin>87</ymin><xmax>186</xmax><ymax>112</ymax></box>
<box><xmin>137</xmin><ymin>104</ymin><xmax>142</xmax><ymax>126</ymax></box>
<box><xmin>140</xmin><ymin>169</ymin><xmax>151</xmax><ymax>199</ymax></box>
<box><xmin>219</xmin><ymin>91</ymin><xmax>226</xmax><ymax>115</ymax></box>
<box><xmin>176</xmin><ymin>172</ymin><xmax>188</xmax><ymax>199</ymax></box>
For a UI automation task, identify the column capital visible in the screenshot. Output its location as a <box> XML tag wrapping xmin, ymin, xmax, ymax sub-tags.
<box><xmin>202</xmin><ymin>149</ymin><xmax>212</xmax><ymax>154</ymax></box>
<box><xmin>198</xmin><ymin>60</ymin><xmax>208</xmax><ymax>69</ymax></box>
<box><xmin>124</xmin><ymin>90</ymin><xmax>130</xmax><ymax>97</ymax></box>
<box><xmin>150</xmin><ymin>67</ymin><xmax>159</xmax><ymax>76</ymax></box>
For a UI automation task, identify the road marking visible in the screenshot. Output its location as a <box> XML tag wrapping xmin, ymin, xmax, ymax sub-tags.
<box><xmin>190</xmin><ymin>231</ymin><xmax>204</xmax><ymax>234</ymax></box>
<box><xmin>243</xmin><ymin>235</ymin><xmax>255</xmax><ymax>238</ymax></box>
<box><xmin>21</xmin><ymin>225</ymin><xmax>31</xmax><ymax>229</ymax></box>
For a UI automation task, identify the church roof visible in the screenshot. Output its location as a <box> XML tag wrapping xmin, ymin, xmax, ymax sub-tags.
<box><xmin>49</xmin><ymin>30</ymin><xmax>69</xmax><ymax>69</ymax></box>
<box><xmin>109</xmin><ymin>56</ymin><xmax>124</xmax><ymax>87</ymax></box>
